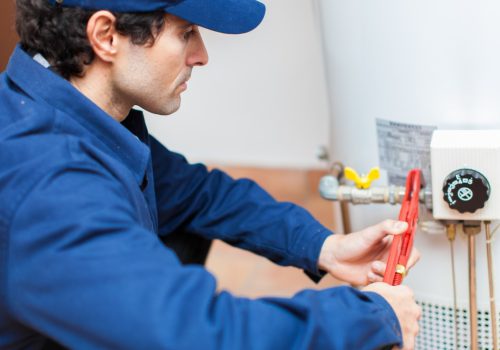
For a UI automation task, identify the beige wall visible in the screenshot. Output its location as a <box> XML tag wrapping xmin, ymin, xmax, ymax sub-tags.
<box><xmin>0</xmin><ymin>1</ymin><xmax>17</xmax><ymax>70</ymax></box>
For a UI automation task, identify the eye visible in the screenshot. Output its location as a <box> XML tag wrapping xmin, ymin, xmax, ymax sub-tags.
<box><xmin>183</xmin><ymin>27</ymin><xmax>195</xmax><ymax>40</ymax></box>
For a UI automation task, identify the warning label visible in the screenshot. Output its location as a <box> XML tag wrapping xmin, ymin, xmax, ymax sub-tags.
<box><xmin>376</xmin><ymin>118</ymin><xmax>436</xmax><ymax>187</ymax></box>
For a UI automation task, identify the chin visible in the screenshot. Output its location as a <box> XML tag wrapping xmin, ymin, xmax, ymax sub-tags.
<box><xmin>143</xmin><ymin>98</ymin><xmax>181</xmax><ymax>116</ymax></box>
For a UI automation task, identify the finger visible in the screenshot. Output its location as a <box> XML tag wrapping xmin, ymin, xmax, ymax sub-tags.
<box><xmin>362</xmin><ymin>220</ymin><xmax>409</xmax><ymax>244</ymax></box>
<box><xmin>416</xmin><ymin>304</ymin><xmax>422</xmax><ymax>320</ymax></box>
<box><xmin>406</xmin><ymin>248</ymin><xmax>421</xmax><ymax>269</ymax></box>
<box><xmin>379</xmin><ymin>219</ymin><xmax>408</xmax><ymax>235</ymax></box>
<box><xmin>371</xmin><ymin>260</ymin><xmax>386</xmax><ymax>276</ymax></box>
<box><xmin>367</xmin><ymin>271</ymin><xmax>383</xmax><ymax>283</ymax></box>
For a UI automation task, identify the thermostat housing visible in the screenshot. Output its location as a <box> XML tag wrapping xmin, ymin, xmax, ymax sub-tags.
<box><xmin>431</xmin><ymin>130</ymin><xmax>500</xmax><ymax>220</ymax></box>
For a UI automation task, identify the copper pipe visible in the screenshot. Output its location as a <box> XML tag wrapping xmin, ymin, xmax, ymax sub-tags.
<box><xmin>485</xmin><ymin>221</ymin><xmax>498</xmax><ymax>350</ymax></box>
<box><xmin>447</xmin><ymin>223</ymin><xmax>459</xmax><ymax>350</ymax></box>
<box><xmin>464</xmin><ymin>222</ymin><xmax>481</xmax><ymax>349</ymax></box>
<box><xmin>329</xmin><ymin>162</ymin><xmax>352</xmax><ymax>234</ymax></box>
<box><xmin>340</xmin><ymin>202</ymin><xmax>351</xmax><ymax>234</ymax></box>
<box><xmin>468</xmin><ymin>230</ymin><xmax>478</xmax><ymax>350</ymax></box>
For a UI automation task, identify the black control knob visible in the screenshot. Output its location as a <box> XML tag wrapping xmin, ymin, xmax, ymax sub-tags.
<box><xmin>442</xmin><ymin>169</ymin><xmax>490</xmax><ymax>214</ymax></box>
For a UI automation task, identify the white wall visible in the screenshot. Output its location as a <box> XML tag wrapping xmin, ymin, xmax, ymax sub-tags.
<box><xmin>145</xmin><ymin>0</ymin><xmax>330</xmax><ymax>168</ymax></box>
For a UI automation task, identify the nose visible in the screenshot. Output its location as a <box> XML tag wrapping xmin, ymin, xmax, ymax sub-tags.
<box><xmin>187</xmin><ymin>28</ymin><xmax>209</xmax><ymax>67</ymax></box>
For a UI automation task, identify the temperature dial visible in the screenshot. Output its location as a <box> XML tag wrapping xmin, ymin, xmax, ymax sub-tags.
<box><xmin>442</xmin><ymin>169</ymin><xmax>490</xmax><ymax>213</ymax></box>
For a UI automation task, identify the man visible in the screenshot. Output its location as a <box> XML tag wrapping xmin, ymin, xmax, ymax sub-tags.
<box><xmin>0</xmin><ymin>0</ymin><xmax>421</xmax><ymax>349</ymax></box>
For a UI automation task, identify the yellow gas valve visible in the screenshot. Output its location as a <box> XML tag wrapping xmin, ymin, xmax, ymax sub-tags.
<box><xmin>344</xmin><ymin>167</ymin><xmax>380</xmax><ymax>189</ymax></box>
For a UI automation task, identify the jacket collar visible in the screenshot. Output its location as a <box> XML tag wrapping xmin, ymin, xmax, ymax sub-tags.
<box><xmin>5</xmin><ymin>45</ymin><xmax>150</xmax><ymax>187</ymax></box>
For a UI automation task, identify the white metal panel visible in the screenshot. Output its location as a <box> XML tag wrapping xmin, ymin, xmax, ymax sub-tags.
<box><xmin>431</xmin><ymin>130</ymin><xmax>500</xmax><ymax>220</ymax></box>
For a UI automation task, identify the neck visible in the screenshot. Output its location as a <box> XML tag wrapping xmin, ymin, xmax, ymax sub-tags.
<box><xmin>70</xmin><ymin>64</ymin><xmax>132</xmax><ymax>122</ymax></box>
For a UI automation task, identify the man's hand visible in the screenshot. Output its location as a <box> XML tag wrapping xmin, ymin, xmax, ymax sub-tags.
<box><xmin>363</xmin><ymin>282</ymin><xmax>421</xmax><ymax>350</ymax></box>
<box><xmin>318</xmin><ymin>219</ymin><xmax>420</xmax><ymax>286</ymax></box>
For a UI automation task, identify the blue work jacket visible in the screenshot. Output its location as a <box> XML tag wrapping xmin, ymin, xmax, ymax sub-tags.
<box><xmin>0</xmin><ymin>46</ymin><xmax>402</xmax><ymax>349</ymax></box>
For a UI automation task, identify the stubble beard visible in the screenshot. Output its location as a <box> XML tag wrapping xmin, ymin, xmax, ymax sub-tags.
<box><xmin>155</xmin><ymin>71</ymin><xmax>191</xmax><ymax>115</ymax></box>
<box><xmin>159</xmin><ymin>94</ymin><xmax>182</xmax><ymax>115</ymax></box>
<box><xmin>133</xmin><ymin>70</ymin><xmax>190</xmax><ymax>116</ymax></box>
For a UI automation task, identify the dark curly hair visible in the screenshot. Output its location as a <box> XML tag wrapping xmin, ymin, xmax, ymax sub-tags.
<box><xmin>16</xmin><ymin>0</ymin><xmax>166</xmax><ymax>79</ymax></box>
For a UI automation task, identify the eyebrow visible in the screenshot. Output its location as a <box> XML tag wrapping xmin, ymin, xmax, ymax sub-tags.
<box><xmin>179</xmin><ymin>22</ymin><xmax>195</xmax><ymax>30</ymax></box>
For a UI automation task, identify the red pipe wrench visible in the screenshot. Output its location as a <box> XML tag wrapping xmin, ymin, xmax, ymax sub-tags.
<box><xmin>383</xmin><ymin>169</ymin><xmax>422</xmax><ymax>286</ymax></box>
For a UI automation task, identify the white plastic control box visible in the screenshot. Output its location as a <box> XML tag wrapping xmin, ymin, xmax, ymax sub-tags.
<box><xmin>431</xmin><ymin>129</ymin><xmax>500</xmax><ymax>220</ymax></box>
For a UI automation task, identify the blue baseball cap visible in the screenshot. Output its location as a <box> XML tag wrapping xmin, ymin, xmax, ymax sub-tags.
<box><xmin>48</xmin><ymin>0</ymin><xmax>266</xmax><ymax>34</ymax></box>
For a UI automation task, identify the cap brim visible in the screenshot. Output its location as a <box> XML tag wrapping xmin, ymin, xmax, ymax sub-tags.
<box><xmin>165</xmin><ymin>0</ymin><xmax>266</xmax><ymax>34</ymax></box>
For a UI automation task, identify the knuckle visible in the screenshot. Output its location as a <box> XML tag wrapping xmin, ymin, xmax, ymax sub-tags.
<box><xmin>408</xmin><ymin>289</ymin><xmax>415</xmax><ymax>299</ymax></box>
<box><xmin>416</xmin><ymin>305</ymin><xmax>422</xmax><ymax>318</ymax></box>
<box><xmin>383</xmin><ymin>219</ymin><xmax>394</xmax><ymax>226</ymax></box>
<box><xmin>400</xmin><ymin>285</ymin><xmax>414</xmax><ymax>298</ymax></box>
<box><xmin>415</xmin><ymin>248</ymin><xmax>421</xmax><ymax>260</ymax></box>
<box><xmin>380</xmin><ymin>219</ymin><xmax>396</xmax><ymax>231</ymax></box>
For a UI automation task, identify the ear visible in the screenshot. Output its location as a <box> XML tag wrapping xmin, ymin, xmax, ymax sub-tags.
<box><xmin>86</xmin><ymin>11</ymin><xmax>121</xmax><ymax>63</ymax></box>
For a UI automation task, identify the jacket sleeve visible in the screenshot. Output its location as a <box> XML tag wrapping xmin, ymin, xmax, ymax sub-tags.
<box><xmin>7</xmin><ymin>162</ymin><xmax>402</xmax><ymax>350</ymax></box>
<box><xmin>150</xmin><ymin>137</ymin><xmax>331</xmax><ymax>276</ymax></box>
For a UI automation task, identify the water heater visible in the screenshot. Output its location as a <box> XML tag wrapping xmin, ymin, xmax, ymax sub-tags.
<box><xmin>314</xmin><ymin>1</ymin><xmax>500</xmax><ymax>349</ymax></box>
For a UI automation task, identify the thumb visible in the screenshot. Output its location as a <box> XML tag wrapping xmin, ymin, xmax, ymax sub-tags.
<box><xmin>364</xmin><ymin>219</ymin><xmax>408</xmax><ymax>242</ymax></box>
